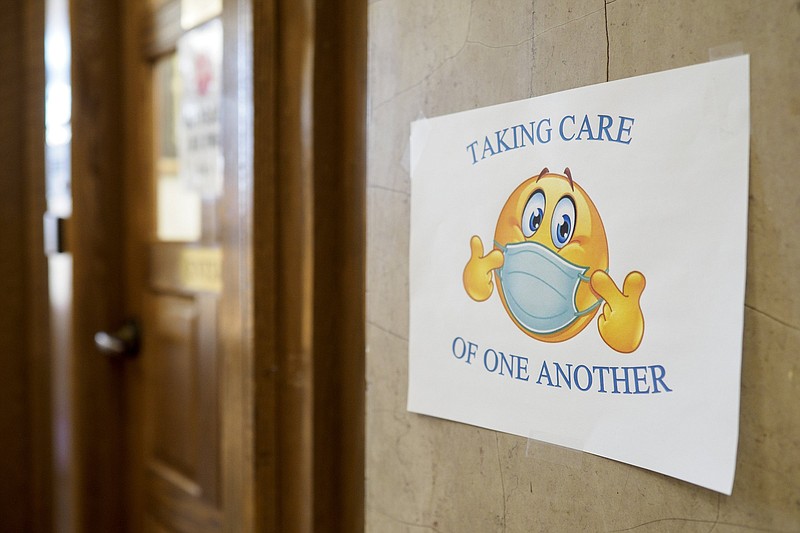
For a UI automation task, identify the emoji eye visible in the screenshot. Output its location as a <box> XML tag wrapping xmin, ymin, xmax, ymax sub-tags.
<box><xmin>521</xmin><ymin>190</ymin><xmax>545</xmax><ymax>237</ymax></box>
<box><xmin>551</xmin><ymin>196</ymin><xmax>576</xmax><ymax>248</ymax></box>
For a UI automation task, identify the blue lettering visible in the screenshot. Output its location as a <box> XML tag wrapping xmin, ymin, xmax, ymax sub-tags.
<box><xmin>498</xmin><ymin>351</ymin><xmax>513</xmax><ymax>376</ymax></box>
<box><xmin>650</xmin><ymin>365</ymin><xmax>672</xmax><ymax>393</ymax></box>
<box><xmin>613</xmin><ymin>116</ymin><xmax>634</xmax><ymax>144</ymax></box>
<box><xmin>592</xmin><ymin>366</ymin><xmax>611</xmax><ymax>393</ymax></box>
<box><xmin>611</xmin><ymin>366</ymin><xmax>632</xmax><ymax>394</ymax></box>
<box><xmin>517</xmin><ymin>356</ymin><xmax>529</xmax><ymax>382</ymax></box>
<box><xmin>574</xmin><ymin>364</ymin><xmax>592</xmax><ymax>391</ymax></box>
<box><xmin>536</xmin><ymin>360</ymin><xmax>553</xmax><ymax>386</ymax></box>
<box><xmin>467</xmin><ymin>114</ymin><xmax>634</xmax><ymax>165</ymax></box>
<box><xmin>495</xmin><ymin>128</ymin><xmax>512</xmax><ymax>152</ymax></box>
<box><xmin>632</xmin><ymin>366</ymin><xmax>650</xmax><ymax>394</ymax></box>
<box><xmin>559</xmin><ymin>115</ymin><xmax>576</xmax><ymax>141</ymax></box>
<box><xmin>576</xmin><ymin>115</ymin><xmax>597</xmax><ymax>141</ymax></box>
<box><xmin>596</xmin><ymin>114</ymin><xmax>614</xmax><ymax>141</ymax></box>
<box><xmin>483</xmin><ymin>348</ymin><xmax>499</xmax><ymax>373</ymax></box>
<box><xmin>466</xmin><ymin>341</ymin><xmax>477</xmax><ymax>364</ymax></box>
<box><xmin>554</xmin><ymin>362</ymin><xmax>572</xmax><ymax>389</ymax></box>
<box><xmin>531</xmin><ymin>362</ymin><xmax>670</xmax><ymax>394</ymax></box>
<box><xmin>537</xmin><ymin>118</ymin><xmax>552</xmax><ymax>143</ymax></box>
<box><xmin>452</xmin><ymin>337</ymin><xmax>466</xmax><ymax>360</ymax></box>
<box><xmin>481</xmin><ymin>137</ymin><xmax>496</xmax><ymax>160</ymax></box>
<box><xmin>481</xmin><ymin>349</ymin><xmax>530</xmax><ymax>381</ymax></box>
<box><xmin>466</xmin><ymin>141</ymin><xmax>479</xmax><ymax>164</ymax></box>
<box><xmin>452</xmin><ymin>336</ymin><xmax>478</xmax><ymax>364</ymax></box>
<box><xmin>516</xmin><ymin>122</ymin><xmax>535</xmax><ymax>147</ymax></box>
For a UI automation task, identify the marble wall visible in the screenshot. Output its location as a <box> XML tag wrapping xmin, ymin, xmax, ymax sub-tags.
<box><xmin>366</xmin><ymin>1</ymin><xmax>800</xmax><ymax>530</ymax></box>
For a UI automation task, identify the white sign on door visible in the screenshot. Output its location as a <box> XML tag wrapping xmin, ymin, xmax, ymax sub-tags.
<box><xmin>181</xmin><ymin>0</ymin><xmax>222</xmax><ymax>30</ymax></box>
<box><xmin>177</xmin><ymin>18</ymin><xmax>223</xmax><ymax>199</ymax></box>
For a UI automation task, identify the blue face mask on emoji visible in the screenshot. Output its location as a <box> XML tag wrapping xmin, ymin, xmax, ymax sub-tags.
<box><xmin>496</xmin><ymin>241</ymin><xmax>601</xmax><ymax>335</ymax></box>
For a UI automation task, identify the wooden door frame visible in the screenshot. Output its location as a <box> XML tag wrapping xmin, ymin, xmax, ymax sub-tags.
<box><xmin>70</xmin><ymin>0</ymin><xmax>127</xmax><ymax>529</ymax></box>
<box><xmin>24</xmin><ymin>1</ymin><xmax>52</xmax><ymax>530</ymax></box>
<box><xmin>251</xmin><ymin>0</ymin><xmax>366</xmax><ymax>530</ymax></box>
<box><xmin>0</xmin><ymin>0</ymin><xmax>51</xmax><ymax>531</ymax></box>
<box><xmin>67</xmin><ymin>0</ymin><xmax>366</xmax><ymax>529</ymax></box>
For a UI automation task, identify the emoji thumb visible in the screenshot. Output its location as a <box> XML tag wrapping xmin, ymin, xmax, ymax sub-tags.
<box><xmin>469</xmin><ymin>235</ymin><xmax>485</xmax><ymax>260</ymax></box>
<box><xmin>622</xmin><ymin>271</ymin><xmax>646</xmax><ymax>300</ymax></box>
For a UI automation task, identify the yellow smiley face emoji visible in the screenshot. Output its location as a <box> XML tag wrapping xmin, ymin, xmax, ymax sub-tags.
<box><xmin>463</xmin><ymin>167</ymin><xmax>646</xmax><ymax>353</ymax></box>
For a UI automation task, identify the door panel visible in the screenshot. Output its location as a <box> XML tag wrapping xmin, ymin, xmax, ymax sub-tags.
<box><xmin>145</xmin><ymin>471</ymin><xmax>221</xmax><ymax>533</ymax></box>
<box><xmin>148</xmin><ymin>294</ymin><xmax>205</xmax><ymax>488</ymax></box>
<box><xmin>135</xmin><ymin>3</ymin><xmax>224</xmax><ymax>531</ymax></box>
<box><xmin>143</xmin><ymin>289</ymin><xmax>220</xmax><ymax>528</ymax></box>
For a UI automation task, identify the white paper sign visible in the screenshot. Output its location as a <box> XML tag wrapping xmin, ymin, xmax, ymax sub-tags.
<box><xmin>181</xmin><ymin>0</ymin><xmax>222</xmax><ymax>30</ymax></box>
<box><xmin>408</xmin><ymin>56</ymin><xmax>749</xmax><ymax>494</ymax></box>
<box><xmin>177</xmin><ymin>18</ymin><xmax>223</xmax><ymax>199</ymax></box>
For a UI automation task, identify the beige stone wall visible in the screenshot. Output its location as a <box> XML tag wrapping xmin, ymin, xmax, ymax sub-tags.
<box><xmin>366</xmin><ymin>1</ymin><xmax>800</xmax><ymax>530</ymax></box>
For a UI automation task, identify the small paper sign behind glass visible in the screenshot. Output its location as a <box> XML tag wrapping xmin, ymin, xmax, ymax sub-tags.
<box><xmin>408</xmin><ymin>56</ymin><xmax>749</xmax><ymax>494</ymax></box>
<box><xmin>177</xmin><ymin>18</ymin><xmax>223</xmax><ymax>199</ymax></box>
<box><xmin>181</xmin><ymin>0</ymin><xmax>222</xmax><ymax>30</ymax></box>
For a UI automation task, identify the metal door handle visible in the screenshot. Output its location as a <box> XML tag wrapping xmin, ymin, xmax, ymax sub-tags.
<box><xmin>94</xmin><ymin>319</ymin><xmax>140</xmax><ymax>357</ymax></box>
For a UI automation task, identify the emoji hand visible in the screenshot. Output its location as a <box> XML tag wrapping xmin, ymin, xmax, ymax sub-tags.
<box><xmin>463</xmin><ymin>235</ymin><xmax>504</xmax><ymax>302</ymax></box>
<box><xmin>590</xmin><ymin>270</ymin><xmax>646</xmax><ymax>353</ymax></box>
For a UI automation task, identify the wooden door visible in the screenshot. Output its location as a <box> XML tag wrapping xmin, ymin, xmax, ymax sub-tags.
<box><xmin>69</xmin><ymin>0</ymin><xmax>366</xmax><ymax>531</ymax></box>
<box><xmin>70</xmin><ymin>0</ymin><xmax>254</xmax><ymax>530</ymax></box>
<box><xmin>123</xmin><ymin>3</ymin><xmax>246</xmax><ymax>532</ymax></box>
<box><xmin>135</xmin><ymin>26</ymin><xmax>222</xmax><ymax>533</ymax></box>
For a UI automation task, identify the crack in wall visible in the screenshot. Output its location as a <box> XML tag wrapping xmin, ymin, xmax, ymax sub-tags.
<box><xmin>367</xmin><ymin>319</ymin><xmax>408</xmax><ymax>342</ymax></box>
<box><xmin>533</xmin><ymin>6</ymin><xmax>606</xmax><ymax>39</ymax></box>
<box><xmin>604</xmin><ymin>0</ymin><xmax>610</xmax><ymax>81</ymax></box>
<box><xmin>610</xmin><ymin>517</ymin><xmax>788</xmax><ymax>533</ymax></box>
<box><xmin>530</xmin><ymin>0</ymin><xmax>536</xmax><ymax>96</ymax></box>
<box><xmin>707</xmin><ymin>493</ymin><xmax>721</xmax><ymax>533</ymax></box>
<box><xmin>370</xmin><ymin>507</ymin><xmax>442</xmax><ymax>532</ymax></box>
<box><xmin>466</xmin><ymin>36</ymin><xmax>534</xmax><ymax>51</ymax></box>
<box><xmin>744</xmin><ymin>304</ymin><xmax>800</xmax><ymax>333</ymax></box>
<box><xmin>496</xmin><ymin>433</ymin><xmax>507</xmax><ymax>532</ymax></box>
<box><xmin>367</xmin><ymin>182</ymin><xmax>410</xmax><ymax>197</ymax></box>
<box><xmin>530</xmin><ymin>1</ymin><xmax>610</xmax><ymax>94</ymax></box>
<box><xmin>372</xmin><ymin>0</ymin><xmax>475</xmax><ymax>114</ymax></box>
